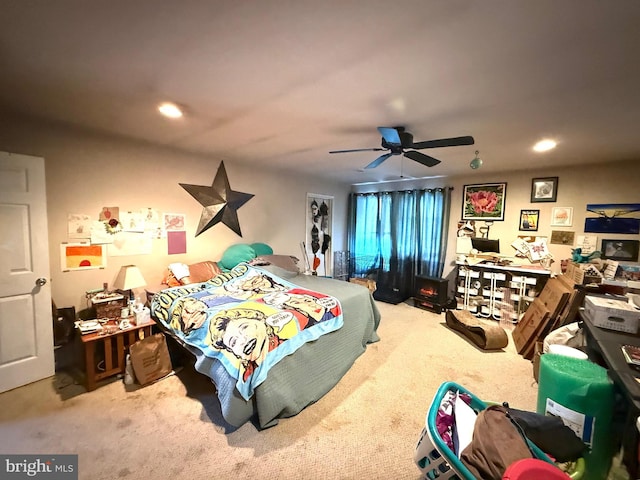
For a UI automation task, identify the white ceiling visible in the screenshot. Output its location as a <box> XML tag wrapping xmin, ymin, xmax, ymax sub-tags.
<box><xmin>1</xmin><ymin>0</ymin><xmax>639</xmax><ymax>185</ymax></box>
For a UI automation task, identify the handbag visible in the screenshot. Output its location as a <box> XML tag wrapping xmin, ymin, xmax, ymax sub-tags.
<box><xmin>129</xmin><ymin>333</ymin><xmax>172</xmax><ymax>385</ymax></box>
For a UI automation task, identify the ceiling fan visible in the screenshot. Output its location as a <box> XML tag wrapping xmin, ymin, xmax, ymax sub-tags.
<box><xmin>329</xmin><ymin>126</ymin><xmax>474</xmax><ymax>169</ymax></box>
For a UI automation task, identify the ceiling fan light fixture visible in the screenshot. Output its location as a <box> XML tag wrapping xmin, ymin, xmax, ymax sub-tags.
<box><xmin>158</xmin><ymin>102</ymin><xmax>183</xmax><ymax>119</ymax></box>
<box><xmin>470</xmin><ymin>150</ymin><xmax>483</xmax><ymax>169</ymax></box>
<box><xmin>533</xmin><ymin>138</ymin><xmax>557</xmax><ymax>152</ymax></box>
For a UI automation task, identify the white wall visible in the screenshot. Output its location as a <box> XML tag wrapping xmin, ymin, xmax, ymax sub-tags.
<box><xmin>0</xmin><ymin>114</ymin><xmax>351</xmax><ymax>311</ymax></box>
<box><xmin>2</xmin><ymin>111</ymin><xmax>638</xmax><ymax>311</ymax></box>
<box><xmin>353</xmin><ymin>159</ymin><xmax>640</xmax><ymax>279</ymax></box>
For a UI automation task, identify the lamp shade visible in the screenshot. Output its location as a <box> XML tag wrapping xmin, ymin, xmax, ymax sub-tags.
<box><xmin>113</xmin><ymin>265</ymin><xmax>147</xmax><ymax>291</ymax></box>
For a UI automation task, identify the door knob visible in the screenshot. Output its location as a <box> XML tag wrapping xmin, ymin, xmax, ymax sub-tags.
<box><xmin>35</xmin><ymin>277</ymin><xmax>47</xmax><ymax>287</ymax></box>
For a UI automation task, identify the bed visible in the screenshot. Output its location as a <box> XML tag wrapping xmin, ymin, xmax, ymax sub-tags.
<box><xmin>150</xmin><ymin>263</ymin><xmax>381</xmax><ymax>429</ymax></box>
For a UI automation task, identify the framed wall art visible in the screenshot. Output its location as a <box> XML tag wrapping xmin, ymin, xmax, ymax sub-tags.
<box><xmin>462</xmin><ymin>183</ymin><xmax>507</xmax><ymax>221</ymax></box>
<box><xmin>550</xmin><ymin>207</ymin><xmax>573</xmax><ymax>227</ymax></box>
<box><xmin>519</xmin><ymin>209</ymin><xmax>539</xmax><ymax>231</ymax></box>
<box><xmin>531</xmin><ymin>177</ymin><xmax>558</xmax><ymax>203</ymax></box>
<box><xmin>550</xmin><ymin>230</ymin><xmax>575</xmax><ymax>245</ymax></box>
<box><xmin>585</xmin><ymin>203</ymin><xmax>640</xmax><ymax>234</ymax></box>
<box><xmin>601</xmin><ymin>239</ymin><xmax>639</xmax><ymax>261</ymax></box>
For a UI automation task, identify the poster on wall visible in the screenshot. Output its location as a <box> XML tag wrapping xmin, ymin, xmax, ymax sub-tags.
<box><xmin>575</xmin><ymin>234</ymin><xmax>598</xmax><ymax>255</ymax></box>
<box><xmin>141</xmin><ymin>207</ymin><xmax>163</xmax><ymax>238</ymax></box>
<box><xmin>120</xmin><ymin>211</ymin><xmax>146</xmax><ymax>233</ymax></box>
<box><xmin>60</xmin><ymin>243</ymin><xmax>107</xmax><ymax>271</ymax></box>
<box><xmin>305</xmin><ymin>193</ymin><xmax>333</xmax><ymax>277</ymax></box>
<box><xmin>67</xmin><ymin>214</ymin><xmax>92</xmax><ymax>240</ymax></box>
<box><xmin>108</xmin><ymin>231</ymin><xmax>153</xmax><ymax>256</ymax></box>
<box><xmin>550</xmin><ymin>230</ymin><xmax>576</xmax><ymax>246</ymax></box>
<box><xmin>584</xmin><ymin>203</ymin><xmax>640</xmax><ymax>234</ymax></box>
<box><xmin>519</xmin><ymin>209</ymin><xmax>539</xmax><ymax>231</ymax></box>
<box><xmin>163</xmin><ymin>213</ymin><xmax>186</xmax><ymax>231</ymax></box>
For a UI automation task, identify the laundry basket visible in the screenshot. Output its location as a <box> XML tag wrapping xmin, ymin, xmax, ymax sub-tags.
<box><xmin>414</xmin><ymin>381</ymin><xmax>584</xmax><ymax>480</ymax></box>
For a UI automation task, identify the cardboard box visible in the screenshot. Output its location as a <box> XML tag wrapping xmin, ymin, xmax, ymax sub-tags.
<box><xmin>584</xmin><ymin>295</ymin><xmax>640</xmax><ymax>334</ymax></box>
<box><xmin>555</xmin><ymin>287</ymin><xmax>585</xmax><ymax>328</ymax></box>
<box><xmin>513</xmin><ymin>299</ymin><xmax>551</xmax><ymax>354</ymax></box>
<box><xmin>537</xmin><ymin>277</ymin><xmax>572</xmax><ymax>322</ymax></box>
<box><xmin>565</xmin><ymin>262</ymin><xmax>602</xmax><ymax>285</ymax></box>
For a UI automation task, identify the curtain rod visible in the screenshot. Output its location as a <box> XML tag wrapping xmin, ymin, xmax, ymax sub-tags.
<box><xmin>352</xmin><ymin>186</ymin><xmax>454</xmax><ymax>196</ymax></box>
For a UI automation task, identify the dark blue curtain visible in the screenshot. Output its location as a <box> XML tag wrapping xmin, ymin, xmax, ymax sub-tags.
<box><xmin>347</xmin><ymin>188</ymin><xmax>452</xmax><ymax>294</ymax></box>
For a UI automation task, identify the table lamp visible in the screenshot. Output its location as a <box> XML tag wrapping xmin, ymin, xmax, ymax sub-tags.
<box><xmin>113</xmin><ymin>265</ymin><xmax>147</xmax><ymax>306</ymax></box>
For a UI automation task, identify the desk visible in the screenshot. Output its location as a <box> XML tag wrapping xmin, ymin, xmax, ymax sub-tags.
<box><xmin>80</xmin><ymin>320</ymin><xmax>154</xmax><ymax>391</ymax></box>
<box><xmin>582</xmin><ymin>313</ymin><xmax>640</xmax><ymax>477</ymax></box>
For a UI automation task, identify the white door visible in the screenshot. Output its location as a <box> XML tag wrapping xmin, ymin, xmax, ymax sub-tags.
<box><xmin>0</xmin><ymin>151</ymin><xmax>54</xmax><ymax>392</ymax></box>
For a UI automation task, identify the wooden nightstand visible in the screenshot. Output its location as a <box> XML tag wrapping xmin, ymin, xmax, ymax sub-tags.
<box><xmin>80</xmin><ymin>319</ymin><xmax>154</xmax><ymax>391</ymax></box>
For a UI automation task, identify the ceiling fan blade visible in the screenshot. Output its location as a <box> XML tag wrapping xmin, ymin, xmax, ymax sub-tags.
<box><xmin>377</xmin><ymin>127</ymin><xmax>401</xmax><ymax>146</ymax></box>
<box><xmin>329</xmin><ymin>148</ymin><xmax>386</xmax><ymax>154</ymax></box>
<box><xmin>364</xmin><ymin>153</ymin><xmax>393</xmax><ymax>169</ymax></box>
<box><xmin>404</xmin><ymin>150</ymin><xmax>441</xmax><ymax>167</ymax></box>
<box><xmin>411</xmin><ymin>135</ymin><xmax>475</xmax><ymax>150</ymax></box>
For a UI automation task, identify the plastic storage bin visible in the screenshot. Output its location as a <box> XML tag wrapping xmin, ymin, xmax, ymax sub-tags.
<box><xmin>414</xmin><ymin>381</ymin><xmax>584</xmax><ymax>480</ymax></box>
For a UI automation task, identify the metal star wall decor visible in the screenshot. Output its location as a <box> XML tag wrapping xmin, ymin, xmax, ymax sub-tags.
<box><xmin>179</xmin><ymin>161</ymin><xmax>254</xmax><ymax>237</ymax></box>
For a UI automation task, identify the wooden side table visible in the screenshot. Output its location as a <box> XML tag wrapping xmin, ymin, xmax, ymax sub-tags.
<box><xmin>80</xmin><ymin>319</ymin><xmax>154</xmax><ymax>391</ymax></box>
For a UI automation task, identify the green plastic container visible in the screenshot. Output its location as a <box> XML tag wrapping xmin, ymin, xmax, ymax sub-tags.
<box><xmin>537</xmin><ymin>354</ymin><xmax>615</xmax><ymax>480</ymax></box>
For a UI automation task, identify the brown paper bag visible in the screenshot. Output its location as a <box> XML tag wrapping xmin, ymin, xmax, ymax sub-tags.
<box><xmin>129</xmin><ymin>333</ymin><xmax>172</xmax><ymax>385</ymax></box>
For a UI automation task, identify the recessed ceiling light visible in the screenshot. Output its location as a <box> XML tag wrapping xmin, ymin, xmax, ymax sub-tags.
<box><xmin>158</xmin><ymin>102</ymin><xmax>183</xmax><ymax>119</ymax></box>
<box><xmin>533</xmin><ymin>139</ymin><xmax>557</xmax><ymax>152</ymax></box>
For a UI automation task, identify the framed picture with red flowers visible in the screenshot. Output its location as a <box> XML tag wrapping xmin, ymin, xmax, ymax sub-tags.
<box><xmin>462</xmin><ymin>183</ymin><xmax>507</xmax><ymax>221</ymax></box>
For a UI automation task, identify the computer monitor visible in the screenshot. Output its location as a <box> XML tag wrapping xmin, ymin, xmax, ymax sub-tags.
<box><xmin>471</xmin><ymin>237</ymin><xmax>500</xmax><ymax>254</ymax></box>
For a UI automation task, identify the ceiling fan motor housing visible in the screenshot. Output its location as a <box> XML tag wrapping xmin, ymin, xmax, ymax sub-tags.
<box><xmin>381</xmin><ymin>128</ymin><xmax>413</xmax><ymax>154</ymax></box>
<box><xmin>399</xmin><ymin>131</ymin><xmax>413</xmax><ymax>148</ymax></box>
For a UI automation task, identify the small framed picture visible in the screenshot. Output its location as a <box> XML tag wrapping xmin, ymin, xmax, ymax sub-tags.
<box><xmin>531</xmin><ymin>177</ymin><xmax>558</xmax><ymax>203</ymax></box>
<box><xmin>550</xmin><ymin>230</ymin><xmax>576</xmax><ymax>245</ymax></box>
<box><xmin>550</xmin><ymin>207</ymin><xmax>573</xmax><ymax>227</ymax></box>
<box><xmin>601</xmin><ymin>239</ymin><xmax>640</xmax><ymax>261</ymax></box>
<box><xmin>519</xmin><ymin>209</ymin><xmax>539</xmax><ymax>231</ymax></box>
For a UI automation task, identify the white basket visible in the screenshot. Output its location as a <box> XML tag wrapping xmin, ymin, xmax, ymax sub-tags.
<box><xmin>414</xmin><ymin>425</ymin><xmax>460</xmax><ymax>479</ymax></box>
<box><xmin>414</xmin><ymin>382</ymin><xmax>569</xmax><ymax>480</ymax></box>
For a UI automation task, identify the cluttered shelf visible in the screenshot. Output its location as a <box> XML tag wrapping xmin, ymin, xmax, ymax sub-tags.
<box><xmin>455</xmin><ymin>258</ymin><xmax>551</xmax><ymax>321</ymax></box>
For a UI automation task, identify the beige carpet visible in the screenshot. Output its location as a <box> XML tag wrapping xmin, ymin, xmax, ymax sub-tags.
<box><xmin>0</xmin><ymin>301</ymin><xmax>540</xmax><ymax>480</ymax></box>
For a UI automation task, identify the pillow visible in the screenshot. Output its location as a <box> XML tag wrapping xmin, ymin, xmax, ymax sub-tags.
<box><xmin>250</xmin><ymin>254</ymin><xmax>300</xmax><ymax>273</ymax></box>
<box><xmin>219</xmin><ymin>244</ymin><xmax>257</xmax><ymax>270</ymax></box>
<box><xmin>168</xmin><ymin>262</ymin><xmax>190</xmax><ymax>281</ymax></box>
<box><xmin>250</xmin><ymin>242</ymin><xmax>274</xmax><ymax>256</ymax></box>
<box><xmin>182</xmin><ymin>261</ymin><xmax>222</xmax><ymax>284</ymax></box>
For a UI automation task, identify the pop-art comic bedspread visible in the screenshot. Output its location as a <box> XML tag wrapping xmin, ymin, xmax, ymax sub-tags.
<box><xmin>151</xmin><ymin>263</ymin><xmax>343</xmax><ymax>400</ymax></box>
